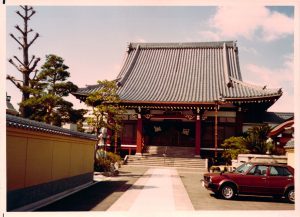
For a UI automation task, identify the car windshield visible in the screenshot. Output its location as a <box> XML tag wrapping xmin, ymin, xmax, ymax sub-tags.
<box><xmin>235</xmin><ymin>163</ymin><xmax>253</xmax><ymax>173</ymax></box>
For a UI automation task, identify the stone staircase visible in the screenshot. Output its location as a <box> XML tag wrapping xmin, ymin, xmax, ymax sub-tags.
<box><xmin>125</xmin><ymin>146</ymin><xmax>207</xmax><ymax>170</ymax></box>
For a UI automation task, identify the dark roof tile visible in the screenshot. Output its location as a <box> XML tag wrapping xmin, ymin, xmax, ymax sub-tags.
<box><xmin>6</xmin><ymin>114</ymin><xmax>97</xmax><ymax>140</ymax></box>
<box><xmin>73</xmin><ymin>41</ymin><xmax>282</xmax><ymax>105</ymax></box>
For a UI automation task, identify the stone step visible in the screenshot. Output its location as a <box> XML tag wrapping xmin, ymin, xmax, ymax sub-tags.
<box><xmin>126</xmin><ymin>155</ymin><xmax>207</xmax><ymax>169</ymax></box>
<box><xmin>145</xmin><ymin>146</ymin><xmax>196</xmax><ymax>158</ymax></box>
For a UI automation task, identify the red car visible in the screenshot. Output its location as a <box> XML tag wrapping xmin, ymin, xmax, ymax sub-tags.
<box><xmin>202</xmin><ymin>162</ymin><xmax>294</xmax><ymax>203</ymax></box>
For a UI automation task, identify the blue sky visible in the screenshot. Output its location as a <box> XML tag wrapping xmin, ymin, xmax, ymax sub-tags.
<box><xmin>6</xmin><ymin>5</ymin><xmax>294</xmax><ymax>112</ymax></box>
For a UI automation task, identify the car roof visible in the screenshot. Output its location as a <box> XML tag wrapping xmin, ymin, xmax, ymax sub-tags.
<box><xmin>250</xmin><ymin>162</ymin><xmax>289</xmax><ymax>167</ymax></box>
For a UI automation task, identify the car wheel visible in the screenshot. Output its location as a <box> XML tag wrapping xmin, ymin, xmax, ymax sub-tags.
<box><xmin>220</xmin><ymin>184</ymin><xmax>236</xmax><ymax>200</ymax></box>
<box><xmin>285</xmin><ymin>188</ymin><xmax>295</xmax><ymax>203</ymax></box>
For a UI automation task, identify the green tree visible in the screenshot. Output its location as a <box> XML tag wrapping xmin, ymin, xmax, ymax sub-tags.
<box><xmin>7</xmin><ymin>5</ymin><xmax>41</xmax><ymax>118</ymax></box>
<box><xmin>221</xmin><ymin>136</ymin><xmax>250</xmax><ymax>164</ymax></box>
<box><xmin>20</xmin><ymin>54</ymin><xmax>83</xmax><ymax>126</ymax></box>
<box><xmin>244</xmin><ymin>125</ymin><xmax>271</xmax><ymax>154</ymax></box>
<box><xmin>85</xmin><ymin>80</ymin><xmax>125</xmax><ymax>154</ymax></box>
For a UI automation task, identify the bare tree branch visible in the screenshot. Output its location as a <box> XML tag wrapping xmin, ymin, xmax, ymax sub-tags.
<box><xmin>15</xmin><ymin>25</ymin><xmax>25</xmax><ymax>35</ymax></box>
<box><xmin>8</xmin><ymin>59</ymin><xmax>24</xmax><ymax>73</ymax></box>
<box><xmin>29</xmin><ymin>57</ymin><xmax>40</xmax><ymax>72</ymax></box>
<box><xmin>19</xmin><ymin>5</ymin><xmax>26</xmax><ymax>10</ymax></box>
<box><xmin>28</xmin><ymin>10</ymin><xmax>36</xmax><ymax>19</ymax></box>
<box><xmin>29</xmin><ymin>55</ymin><xmax>35</xmax><ymax>66</ymax></box>
<box><xmin>9</xmin><ymin>33</ymin><xmax>23</xmax><ymax>48</ymax></box>
<box><xmin>13</xmin><ymin>56</ymin><xmax>26</xmax><ymax>68</ymax></box>
<box><xmin>28</xmin><ymin>33</ymin><xmax>39</xmax><ymax>47</ymax></box>
<box><xmin>6</xmin><ymin>75</ymin><xmax>23</xmax><ymax>89</ymax></box>
<box><xmin>27</xmin><ymin>28</ymin><xmax>33</xmax><ymax>34</ymax></box>
<box><xmin>16</xmin><ymin>11</ymin><xmax>25</xmax><ymax>20</ymax></box>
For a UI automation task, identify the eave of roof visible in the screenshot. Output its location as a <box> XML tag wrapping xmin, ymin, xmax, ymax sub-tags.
<box><xmin>6</xmin><ymin>114</ymin><xmax>97</xmax><ymax>140</ymax></box>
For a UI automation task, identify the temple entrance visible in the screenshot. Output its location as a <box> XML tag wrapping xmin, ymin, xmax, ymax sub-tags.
<box><xmin>144</xmin><ymin>120</ymin><xmax>195</xmax><ymax>147</ymax></box>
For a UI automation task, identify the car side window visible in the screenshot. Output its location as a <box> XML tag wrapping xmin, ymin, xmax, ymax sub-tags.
<box><xmin>247</xmin><ymin>165</ymin><xmax>267</xmax><ymax>176</ymax></box>
<box><xmin>270</xmin><ymin>166</ymin><xmax>293</xmax><ymax>177</ymax></box>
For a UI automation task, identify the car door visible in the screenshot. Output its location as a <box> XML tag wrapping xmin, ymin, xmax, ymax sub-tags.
<box><xmin>266</xmin><ymin>166</ymin><xmax>294</xmax><ymax>195</ymax></box>
<box><xmin>237</xmin><ymin>165</ymin><xmax>268</xmax><ymax>194</ymax></box>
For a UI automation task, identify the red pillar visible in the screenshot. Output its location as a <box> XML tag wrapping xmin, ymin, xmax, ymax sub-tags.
<box><xmin>195</xmin><ymin>114</ymin><xmax>201</xmax><ymax>156</ymax></box>
<box><xmin>214</xmin><ymin>104</ymin><xmax>218</xmax><ymax>158</ymax></box>
<box><xmin>236</xmin><ymin>109</ymin><xmax>243</xmax><ymax>135</ymax></box>
<box><xmin>136</xmin><ymin>114</ymin><xmax>142</xmax><ymax>155</ymax></box>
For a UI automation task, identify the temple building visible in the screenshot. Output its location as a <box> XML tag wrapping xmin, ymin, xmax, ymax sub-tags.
<box><xmin>73</xmin><ymin>41</ymin><xmax>284</xmax><ymax>158</ymax></box>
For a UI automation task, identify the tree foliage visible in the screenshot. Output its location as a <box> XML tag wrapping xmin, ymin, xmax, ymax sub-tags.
<box><xmin>7</xmin><ymin>5</ymin><xmax>41</xmax><ymax>118</ymax></box>
<box><xmin>85</xmin><ymin>80</ymin><xmax>125</xmax><ymax>136</ymax></box>
<box><xmin>221</xmin><ymin>136</ymin><xmax>250</xmax><ymax>163</ymax></box>
<box><xmin>244</xmin><ymin>125</ymin><xmax>271</xmax><ymax>154</ymax></box>
<box><xmin>20</xmin><ymin>54</ymin><xmax>86</xmax><ymax>126</ymax></box>
<box><xmin>221</xmin><ymin>125</ymin><xmax>273</xmax><ymax>163</ymax></box>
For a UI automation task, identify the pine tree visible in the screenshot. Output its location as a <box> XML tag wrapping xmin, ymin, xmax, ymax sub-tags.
<box><xmin>20</xmin><ymin>54</ymin><xmax>82</xmax><ymax>126</ymax></box>
<box><xmin>7</xmin><ymin>5</ymin><xmax>40</xmax><ymax>118</ymax></box>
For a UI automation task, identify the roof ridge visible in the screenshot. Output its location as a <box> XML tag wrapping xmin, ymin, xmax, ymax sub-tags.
<box><xmin>129</xmin><ymin>41</ymin><xmax>236</xmax><ymax>49</ymax></box>
<box><xmin>85</xmin><ymin>84</ymin><xmax>102</xmax><ymax>88</ymax></box>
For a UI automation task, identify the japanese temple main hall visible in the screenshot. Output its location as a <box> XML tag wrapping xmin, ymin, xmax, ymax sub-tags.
<box><xmin>73</xmin><ymin>41</ymin><xmax>283</xmax><ymax>158</ymax></box>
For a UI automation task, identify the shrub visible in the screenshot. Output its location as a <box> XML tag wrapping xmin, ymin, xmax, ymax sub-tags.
<box><xmin>94</xmin><ymin>151</ymin><xmax>121</xmax><ymax>172</ymax></box>
<box><xmin>244</xmin><ymin>125</ymin><xmax>271</xmax><ymax>154</ymax></box>
<box><xmin>221</xmin><ymin>136</ymin><xmax>250</xmax><ymax>164</ymax></box>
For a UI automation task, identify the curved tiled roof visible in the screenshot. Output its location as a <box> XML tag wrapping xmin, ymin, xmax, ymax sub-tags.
<box><xmin>269</xmin><ymin>119</ymin><xmax>294</xmax><ymax>137</ymax></box>
<box><xmin>284</xmin><ymin>139</ymin><xmax>294</xmax><ymax>149</ymax></box>
<box><xmin>6</xmin><ymin>114</ymin><xmax>97</xmax><ymax>140</ymax></box>
<box><xmin>73</xmin><ymin>41</ymin><xmax>282</xmax><ymax>105</ymax></box>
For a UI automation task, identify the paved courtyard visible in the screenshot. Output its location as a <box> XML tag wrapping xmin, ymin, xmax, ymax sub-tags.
<box><xmin>37</xmin><ymin>165</ymin><xmax>294</xmax><ymax>211</ymax></box>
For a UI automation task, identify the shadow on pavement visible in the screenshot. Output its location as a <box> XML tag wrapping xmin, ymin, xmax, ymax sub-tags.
<box><xmin>36</xmin><ymin>180</ymin><xmax>131</xmax><ymax>211</ymax></box>
<box><xmin>210</xmin><ymin>193</ymin><xmax>290</xmax><ymax>204</ymax></box>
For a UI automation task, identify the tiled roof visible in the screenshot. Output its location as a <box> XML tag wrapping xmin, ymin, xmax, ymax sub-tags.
<box><xmin>269</xmin><ymin>119</ymin><xmax>294</xmax><ymax>137</ymax></box>
<box><xmin>73</xmin><ymin>41</ymin><xmax>282</xmax><ymax>104</ymax></box>
<box><xmin>6</xmin><ymin>114</ymin><xmax>97</xmax><ymax>140</ymax></box>
<box><xmin>6</xmin><ymin>101</ymin><xmax>19</xmax><ymax>115</ymax></box>
<box><xmin>263</xmin><ymin>112</ymin><xmax>294</xmax><ymax>123</ymax></box>
<box><xmin>75</xmin><ymin>84</ymin><xmax>103</xmax><ymax>96</ymax></box>
<box><xmin>284</xmin><ymin>139</ymin><xmax>294</xmax><ymax>149</ymax></box>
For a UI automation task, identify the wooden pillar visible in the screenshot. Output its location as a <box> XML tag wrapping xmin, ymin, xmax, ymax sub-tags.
<box><xmin>214</xmin><ymin>103</ymin><xmax>218</xmax><ymax>158</ymax></box>
<box><xmin>195</xmin><ymin>114</ymin><xmax>201</xmax><ymax>156</ymax></box>
<box><xmin>136</xmin><ymin>113</ymin><xmax>142</xmax><ymax>155</ymax></box>
<box><xmin>236</xmin><ymin>108</ymin><xmax>243</xmax><ymax>135</ymax></box>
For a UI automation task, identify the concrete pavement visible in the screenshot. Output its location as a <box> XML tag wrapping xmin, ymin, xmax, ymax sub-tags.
<box><xmin>108</xmin><ymin>168</ymin><xmax>194</xmax><ymax>211</ymax></box>
<box><xmin>37</xmin><ymin>165</ymin><xmax>294</xmax><ymax>211</ymax></box>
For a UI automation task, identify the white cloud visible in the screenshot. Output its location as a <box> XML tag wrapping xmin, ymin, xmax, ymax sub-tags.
<box><xmin>243</xmin><ymin>54</ymin><xmax>294</xmax><ymax>112</ymax></box>
<box><xmin>244</xmin><ymin>54</ymin><xmax>293</xmax><ymax>87</ymax></box>
<box><xmin>210</xmin><ymin>6</ymin><xmax>293</xmax><ymax>41</ymax></box>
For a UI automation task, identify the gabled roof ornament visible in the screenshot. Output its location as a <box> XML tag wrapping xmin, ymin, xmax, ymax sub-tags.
<box><xmin>127</xmin><ymin>43</ymin><xmax>134</xmax><ymax>53</ymax></box>
<box><xmin>233</xmin><ymin>40</ymin><xmax>238</xmax><ymax>52</ymax></box>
